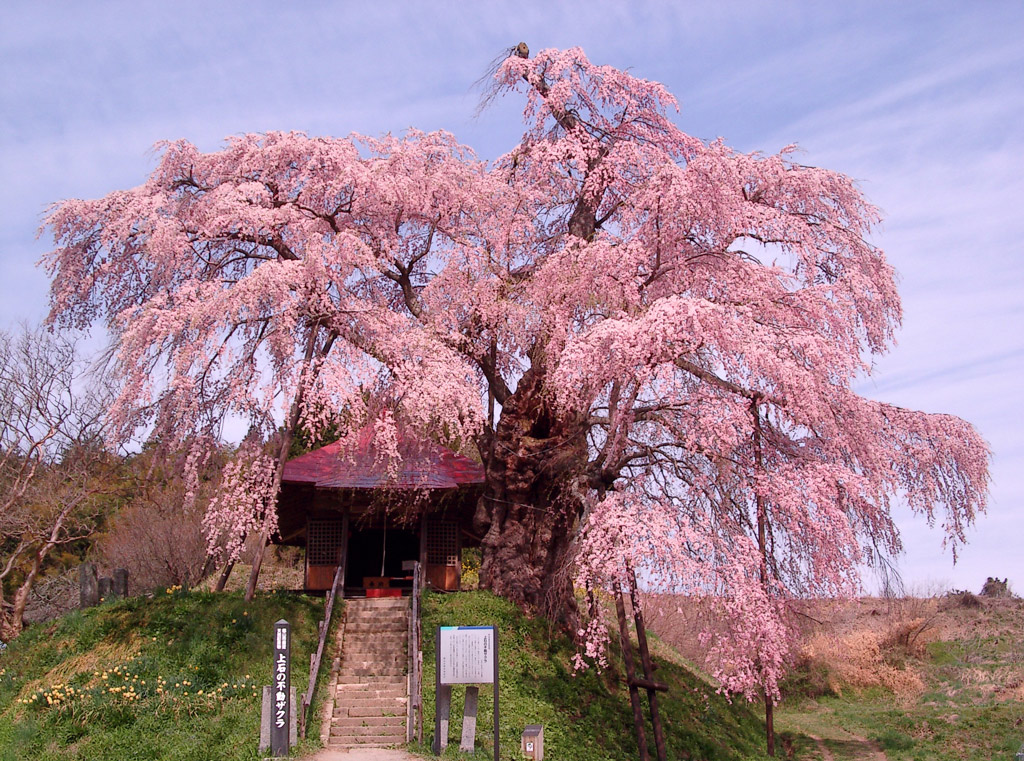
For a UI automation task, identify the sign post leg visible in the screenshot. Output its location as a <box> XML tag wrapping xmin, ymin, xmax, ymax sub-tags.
<box><xmin>460</xmin><ymin>685</ymin><xmax>479</xmax><ymax>751</ymax></box>
<box><xmin>493</xmin><ymin>629</ymin><xmax>499</xmax><ymax>761</ymax></box>
<box><xmin>435</xmin><ymin>684</ymin><xmax>452</xmax><ymax>752</ymax></box>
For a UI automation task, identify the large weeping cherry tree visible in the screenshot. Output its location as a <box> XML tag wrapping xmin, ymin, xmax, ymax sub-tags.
<box><xmin>43</xmin><ymin>45</ymin><xmax>987</xmax><ymax>750</ymax></box>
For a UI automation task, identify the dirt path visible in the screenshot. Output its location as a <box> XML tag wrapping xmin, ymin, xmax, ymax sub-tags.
<box><xmin>808</xmin><ymin>731</ymin><xmax>887</xmax><ymax>761</ymax></box>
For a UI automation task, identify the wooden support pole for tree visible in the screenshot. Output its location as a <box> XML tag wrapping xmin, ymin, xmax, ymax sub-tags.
<box><xmin>752</xmin><ymin>401</ymin><xmax>776</xmax><ymax>758</ymax></box>
<box><xmin>215</xmin><ymin>559</ymin><xmax>235</xmax><ymax>592</ymax></box>
<box><xmin>626</xmin><ymin>564</ymin><xmax>667</xmax><ymax>761</ymax></box>
<box><xmin>614</xmin><ymin>581</ymin><xmax>649</xmax><ymax>761</ymax></box>
<box><xmin>628</xmin><ymin>676</ymin><xmax>669</xmax><ymax>693</ymax></box>
<box><xmin>245</xmin><ymin>323</ymin><xmax>330</xmax><ymax>602</ymax></box>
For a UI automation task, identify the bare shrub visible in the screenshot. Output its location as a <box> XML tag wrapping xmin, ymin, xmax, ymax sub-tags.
<box><xmin>23</xmin><ymin>568</ymin><xmax>78</xmax><ymax>624</ymax></box>
<box><xmin>980</xmin><ymin>577</ymin><xmax>1012</xmax><ymax>598</ymax></box>
<box><xmin>96</xmin><ymin>496</ymin><xmax>208</xmax><ymax>593</ymax></box>
<box><xmin>879</xmin><ymin>617</ymin><xmax>937</xmax><ymax>661</ymax></box>
<box><xmin>94</xmin><ymin>446</ymin><xmax>224</xmax><ymax>592</ymax></box>
<box><xmin>947</xmin><ymin>590</ymin><xmax>982</xmax><ymax>609</ymax></box>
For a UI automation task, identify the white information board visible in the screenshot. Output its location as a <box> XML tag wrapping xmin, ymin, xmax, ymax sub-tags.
<box><xmin>438</xmin><ymin>626</ymin><xmax>495</xmax><ymax>684</ymax></box>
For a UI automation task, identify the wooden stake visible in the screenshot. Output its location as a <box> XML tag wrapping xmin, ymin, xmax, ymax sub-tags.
<box><xmin>627</xmin><ymin>564</ymin><xmax>667</xmax><ymax>761</ymax></box>
<box><xmin>614</xmin><ymin>582</ymin><xmax>649</xmax><ymax>761</ymax></box>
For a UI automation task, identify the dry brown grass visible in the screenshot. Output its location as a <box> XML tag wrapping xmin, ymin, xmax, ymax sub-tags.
<box><xmin>797</xmin><ymin>626</ymin><xmax>925</xmax><ymax>697</ymax></box>
<box><xmin>15</xmin><ymin>637</ymin><xmax>142</xmax><ymax>701</ymax></box>
<box><xmin>198</xmin><ymin>545</ymin><xmax>305</xmax><ymax>593</ymax></box>
<box><xmin>643</xmin><ymin>592</ymin><xmax>1024</xmax><ymax>703</ymax></box>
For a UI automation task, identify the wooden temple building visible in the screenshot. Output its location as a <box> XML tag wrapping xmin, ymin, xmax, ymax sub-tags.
<box><xmin>275</xmin><ymin>428</ymin><xmax>485</xmax><ymax>596</ymax></box>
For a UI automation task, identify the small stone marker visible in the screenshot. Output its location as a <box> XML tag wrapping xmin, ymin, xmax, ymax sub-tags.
<box><xmin>260</xmin><ymin>685</ymin><xmax>297</xmax><ymax>754</ymax></box>
<box><xmin>521</xmin><ymin>724</ymin><xmax>544</xmax><ymax>760</ymax></box>
<box><xmin>112</xmin><ymin>568</ymin><xmax>129</xmax><ymax>599</ymax></box>
<box><xmin>98</xmin><ymin>576</ymin><xmax>111</xmax><ymax>601</ymax></box>
<box><xmin>79</xmin><ymin>563</ymin><xmax>98</xmax><ymax>608</ymax></box>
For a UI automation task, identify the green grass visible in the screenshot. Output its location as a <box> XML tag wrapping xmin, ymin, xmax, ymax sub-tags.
<box><xmin>413</xmin><ymin>590</ymin><xmax>781</xmax><ymax>761</ymax></box>
<box><xmin>0</xmin><ymin>589</ymin><xmax>333</xmax><ymax>761</ymax></box>
<box><xmin>0</xmin><ymin>587</ymin><xmax>825</xmax><ymax>760</ymax></box>
<box><xmin>779</xmin><ymin>694</ymin><xmax>1024</xmax><ymax>761</ymax></box>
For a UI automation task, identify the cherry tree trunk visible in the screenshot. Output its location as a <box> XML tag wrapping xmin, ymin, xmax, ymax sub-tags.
<box><xmin>477</xmin><ymin>363</ymin><xmax>586</xmax><ymax>628</ymax></box>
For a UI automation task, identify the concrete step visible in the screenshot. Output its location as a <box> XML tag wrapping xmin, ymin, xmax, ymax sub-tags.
<box><xmin>343</xmin><ymin>635</ymin><xmax>406</xmax><ymax>646</ymax></box>
<box><xmin>337</xmin><ymin>674</ymin><xmax>407</xmax><ymax>685</ymax></box>
<box><xmin>346</xmin><ymin>627</ymin><xmax>407</xmax><ymax>635</ymax></box>
<box><xmin>345</xmin><ymin>620</ymin><xmax>408</xmax><ymax>630</ymax></box>
<box><xmin>341</xmin><ymin>664</ymin><xmax>405</xmax><ymax>675</ymax></box>
<box><xmin>342</xmin><ymin>655</ymin><xmax>406</xmax><ymax>667</ymax></box>
<box><xmin>333</xmin><ymin>705</ymin><xmax>406</xmax><ymax>719</ymax></box>
<box><xmin>344</xmin><ymin>651</ymin><xmax>407</xmax><ymax>663</ymax></box>
<box><xmin>335</xmin><ymin>696</ymin><xmax>408</xmax><ymax>709</ymax></box>
<box><xmin>335</xmin><ymin>687</ymin><xmax>407</xmax><ymax>700</ymax></box>
<box><xmin>343</xmin><ymin>635</ymin><xmax>406</xmax><ymax>644</ymax></box>
<box><xmin>332</xmin><ymin>715</ymin><xmax>406</xmax><ymax>728</ymax></box>
<box><xmin>340</xmin><ymin>667</ymin><xmax>406</xmax><ymax>677</ymax></box>
<box><xmin>328</xmin><ymin>737</ymin><xmax>406</xmax><ymax>749</ymax></box>
<box><xmin>330</xmin><ymin>597</ymin><xmax>411</xmax><ymax>749</ymax></box>
<box><xmin>339</xmin><ymin>704</ymin><xmax>407</xmax><ymax>718</ymax></box>
<box><xmin>344</xmin><ymin>623</ymin><xmax>408</xmax><ymax>634</ymax></box>
<box><xmin>346</xmin><ymin>600</ymin><xmax>409</xmax><ymax>610</ymax></box>
<box><xmin>330</xmin><ymin>724</ymin><xmax>406</xmax><ymax>738</ymax></box>
<box><xmin>346</xmin><ymin>609</ymin><xmax>409</xmax><ymax>618</ymax></box>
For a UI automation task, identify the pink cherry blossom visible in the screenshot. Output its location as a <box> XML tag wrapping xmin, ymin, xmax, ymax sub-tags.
<box><xmin>42</xmin><ymin>46</ymin><xmax>988</xmax><ymax>712</ymax></box>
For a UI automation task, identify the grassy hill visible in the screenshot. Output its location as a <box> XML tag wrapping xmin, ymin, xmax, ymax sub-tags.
<box><xmin>417</xmin><ymin>590</ymin><xmax>776</xmax><ymax>761</ymax></box>
<box><xmin>0</xmin><ymin>589</ymin><xmax>327</xmax><ymax>761</ymax></box>
<box><xmin>0</xmin><ymin>586</ymin><xmax>782</xmax><ymax>761</ymax></box>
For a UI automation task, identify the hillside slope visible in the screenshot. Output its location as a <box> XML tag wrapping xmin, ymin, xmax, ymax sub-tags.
<box><xmin>418</xmin><ymin>590</ymin><xmax>775</xmax><ymax>761</ymax></box>
<box><xmin>0</xmin><ymin>590</ymin><xmax>327</xmax><ymax>761</ymax></box>
<box><xmin>776</xmin><ymin>594</ymin><xmax>1024</xmax><ymax>761</ymax></box>
<box><xmin>1</xmin><ymin>587</ymin><xmax>788</xmax><ymax>761</ymax></box>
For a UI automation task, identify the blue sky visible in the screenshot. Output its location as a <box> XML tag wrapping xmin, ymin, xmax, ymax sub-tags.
<box><xmin>2</xmin><ymin>1</ymin><xmax>1021</xmax><ymax>595</ymax></box>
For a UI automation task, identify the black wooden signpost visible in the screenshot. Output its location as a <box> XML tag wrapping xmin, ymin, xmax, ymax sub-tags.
<box><xmin>271</xmin><ymin>619</ymin><xmax>291</xmax><ymax>757</ymax></box>
<box><xmin>434</xmin><ymin>625</ymin><xmax>499</xmax><ymax>761</ymax></box>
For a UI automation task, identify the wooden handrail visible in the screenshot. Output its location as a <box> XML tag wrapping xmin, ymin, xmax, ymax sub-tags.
<box><xmin>407</xmin><ymin>561</ymin><xmax>423</xmax><ymax>743</ymax></box>
<box><xmin>298</xmin><ymin>560</ymin><xmax>345</xmax><ymax>738</ymax></box>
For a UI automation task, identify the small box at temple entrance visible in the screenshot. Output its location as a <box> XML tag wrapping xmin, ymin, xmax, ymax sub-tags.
<box><xmin>521</xmin><ymin>724</ymin><xmax>543</xmax><ymax>760</ymax></box>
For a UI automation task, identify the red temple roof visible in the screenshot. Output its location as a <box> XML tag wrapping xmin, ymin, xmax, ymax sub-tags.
<box><xmin>282</xmin><ymin>428</ymin><xmax>485</xmax><ymax>490</ymax></box>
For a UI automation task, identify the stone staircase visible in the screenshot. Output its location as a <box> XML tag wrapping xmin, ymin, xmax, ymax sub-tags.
<box><xmin>325</xmin><ymin>596</ymin><xmax>410</xmax><ymax>749</ymax></box>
